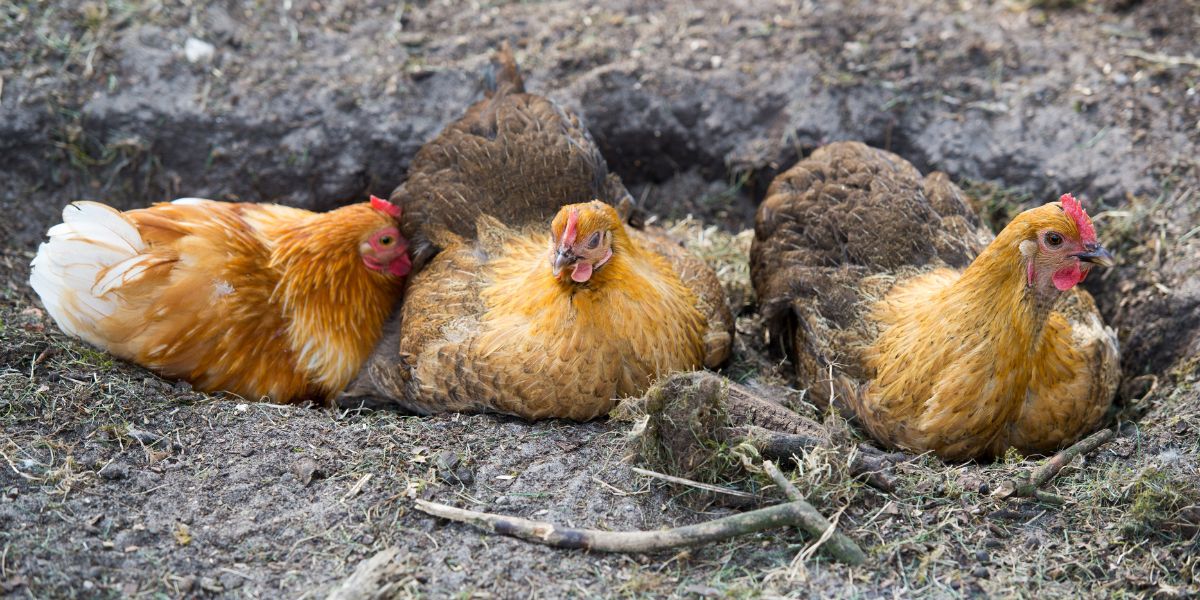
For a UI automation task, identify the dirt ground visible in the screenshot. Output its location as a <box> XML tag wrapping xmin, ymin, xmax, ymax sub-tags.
<box><xmin>2</xmin><ymin>0</ymin><xmax>1199</xmax><ymax>598</ymax></box>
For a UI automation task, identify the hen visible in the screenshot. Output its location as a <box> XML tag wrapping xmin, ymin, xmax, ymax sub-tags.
<box><xmin>30</xmin><ymin>196</ymin><xmax>410</xmax><ymax>404</ymax></box>
<box><xmin>751</xmin><ymin>142</ymin><xmax>1119</xmax><ymax>460</ymax></box>
<box><xmin>342</xmin><ymin>45</ymin><xmax>734</xmax><ymax>419</ymax></box>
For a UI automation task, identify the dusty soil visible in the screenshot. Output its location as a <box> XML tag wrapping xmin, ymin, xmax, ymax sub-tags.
<box><xmin>2</xmin><ymin>0</ymin><xmax>1198</xmax><ymax>598</ymax></box>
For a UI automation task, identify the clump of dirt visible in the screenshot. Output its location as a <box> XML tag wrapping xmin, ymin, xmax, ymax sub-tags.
<box><xmin>622</xmin><ymin>371</ymin><xmax>740</xmax><ymax>487</ymax></box>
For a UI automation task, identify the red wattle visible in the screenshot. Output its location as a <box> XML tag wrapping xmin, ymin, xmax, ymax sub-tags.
<box><xmin>1052</xmin><ymin>263</ymin><xmax>1084</xmax><ymax>291</ymax></box>
<box><xmin>389</xmin><ymin>254</ymin><xmax>412</xmax><ymax>277</ymax></box>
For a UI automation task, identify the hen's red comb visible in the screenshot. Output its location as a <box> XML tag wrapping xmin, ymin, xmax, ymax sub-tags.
<box><xmin>370</xmin><ymin>195</ymin><xmax>402</xmax><ymax>219</ymax></box>
<box><xmin>1060</xmin><ymin>193</ymin><xmax>1096</xmax><ymax>245</ymax></box>
<box><xmin>562</xmin><ymin>208</ymin><xmax>580</xmax><ymax>246</ymax></box>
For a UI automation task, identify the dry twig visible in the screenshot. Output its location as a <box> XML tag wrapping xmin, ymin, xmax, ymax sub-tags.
<box><xmin>762</xmin><ymin>460</ymin><xmax>867</xmax><ymax>565</ymax></box>
<box><xmin>993</xmin><ymin>429</ymin><xmax>1116</xmax><ymax>501</ymax></box>
<box><xmin>1122</xmin><ymin>49</ymin><xmax>1200</xmax><ymax>69</ymax></box>
<box><xmin>325</xmin><ymin>547</ymin><xmax>411</xmax><ymax>600</ymax></box>
<box><xmin>414</xmin><ymin>498</ymin><xmax>859</xmax><ymax>561</ymax></box>
<box><xmin>630</xmin><ymin>466</ymin><xmax>756</xmax><ymax>499</ymax></box>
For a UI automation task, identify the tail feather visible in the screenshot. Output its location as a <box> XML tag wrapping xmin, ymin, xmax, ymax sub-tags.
<box><xmin>62</xmin><ymin>201</ymin><xmax>144</xmax><ymax>250</ymax></box>
<box><xmin>29</xmin><ymin>201</ymin><xmax>151</xmax><ymax>347</ymax></box>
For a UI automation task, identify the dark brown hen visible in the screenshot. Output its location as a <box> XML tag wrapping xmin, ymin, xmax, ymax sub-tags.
<box><xmin>395</xmin><ymin>44</ymin><xmax>631</xmax><ymax>270</ymax></box>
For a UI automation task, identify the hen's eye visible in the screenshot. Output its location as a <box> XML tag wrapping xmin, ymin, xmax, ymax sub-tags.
<box><xmin>1045</xmin><ymin>232</ymin><xmax>1063</xmax><ymax>247</ymax></box>
<box><xmin>379</xmin><ymin>235</ymin><xmax>394</xmax><ymax>246</ymax></box>
<box><xmin>586</xmin><ymin>232</ymin><xmax>601</xmax><ymax>249</ymax></box>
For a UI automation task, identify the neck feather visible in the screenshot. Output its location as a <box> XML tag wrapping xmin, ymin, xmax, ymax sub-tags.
<box><xmin>270</xmin><ymin>210</ymin><xmax>399</xmax><ymax>395</ymax></box>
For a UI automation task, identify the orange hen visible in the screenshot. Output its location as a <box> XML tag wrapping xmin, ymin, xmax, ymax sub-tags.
<box><xmin>340</xmin><ymin>44</ymin><xmax>733</xmax><ymax>417</ymax></box>
<box><xmin>751</xmin><ymin>142</ymin><xmax>1120</xmax><ymax>460</ymax></box>
<box><xmin>353</xmin><ymin>200</ymin><xmax>731</xmax><ymax>420</ymax></box>
<box><xmin>29</xmin><ymin>196</ymin><xmax>410</xmax><ymax>404</ymax></box>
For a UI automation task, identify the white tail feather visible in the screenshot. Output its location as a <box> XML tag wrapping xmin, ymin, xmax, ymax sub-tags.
<box><xmin>29</xmin><ymin>201</ymin><xmax>153</xmax><ymax>348</ymax></box>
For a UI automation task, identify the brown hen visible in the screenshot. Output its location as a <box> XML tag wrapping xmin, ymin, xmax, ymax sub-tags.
<box><xmin>751</xmin><ymin>142</ymin><xmax>1119</xmax><ymax>460</ymax></box>
<box><xmin>340</xmin><ymin>45</ymin><xmax>733</xmax><ymax>419</ymax></box>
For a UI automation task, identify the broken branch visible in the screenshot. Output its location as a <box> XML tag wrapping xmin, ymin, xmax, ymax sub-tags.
<box><xmin>1122</xmin><ymin>49</ymin><xmax>1200</xmax><ymax>69</ymax></box>
<box><xmin>414</xmin><ymin>498</ymin><xmax>862</xmax><ymax>563</ymax></box>
<box><xmin>325</xmin><ymin>548</ymin><xmax>411</xmax><ymax>600</ymax></box>
<box><xmin>994</xmin><ymin>429</ymin><xmax>1115</xmax><ymax>500</ymax></box>
<box><xmin>762</xmin><ymin>460</ymin><xmax>867</xmax><ymax>565</ymax></box>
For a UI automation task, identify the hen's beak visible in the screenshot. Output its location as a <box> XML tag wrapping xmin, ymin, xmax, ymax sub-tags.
<box><xmin>1074</xmin><ymin>243</ymin><xmax>1115</xmax><ymax>267</ymax></box>
<box><xmin>551</xmin><ymin>248</ymin><xmax>576</xmax><ymax>276</ymax></box>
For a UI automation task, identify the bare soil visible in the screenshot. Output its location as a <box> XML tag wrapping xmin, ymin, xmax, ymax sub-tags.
<box><xmin>2</xmin><ymin>0</ymin><xmax>1199</xmax><ymax>598</ymax></box>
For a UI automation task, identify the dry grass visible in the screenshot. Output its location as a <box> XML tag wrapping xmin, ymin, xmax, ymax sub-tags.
<box><xmin>666</xmin><ymin>217</ymin><xmax>756</xmax><ymax>313</ymax></box>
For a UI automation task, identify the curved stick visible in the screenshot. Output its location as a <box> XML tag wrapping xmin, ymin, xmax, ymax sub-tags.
<box><xmin>414</xmin><ymin>498</ymin><xmax>864</xmax><ymax>564</ymax></box>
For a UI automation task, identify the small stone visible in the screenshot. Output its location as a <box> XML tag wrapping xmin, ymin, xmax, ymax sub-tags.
<box><xmin>99</xmin><ymin>462</ymin><xmax>129</xmax><ymax>480</ymax></box>
<box><xmin>184</xmin><ymin>37</ymin><xmax>215</xmax><ymax>64</ymax></box>
<box><xmin>291</xmin><ymin>458</ymin><xmax>322</xmax><ymax>486</ymax></box>
<box><xmin>177</xmin><ymin>576</ymin><xmax>195</xmax><ymax>593</ymax></box>
<box><xmin>126</xmin><ymin>426</ymin><xmax>159</xmax><ymax>444</ymax></box>
<box><xmin>972</xmin><ymin>567</ymin><xmax>990</xmax><ymax>579</ymax></box>
<box><xmin>199</xmin><ymin>577</ymin><xmax>223</xmax><ymax>593</ymax></box>
<box><xmin>435</xmin><ymin>451</ymin><xmax>459</xmax><ymax>471</ymax></box>
<box><xmin>975</xmin><ymin>550</ymin><xmax>990</xmax><ymax>563</ymax></box>
<box><xmin>453</xmin><ymin>467</ymin><xmax>475</xmax><ymax>486</ymax></box>
<box><xmin>218</xmin><ymin>572</ymin><xmax>243</xmax><ymax>590</ymax></box>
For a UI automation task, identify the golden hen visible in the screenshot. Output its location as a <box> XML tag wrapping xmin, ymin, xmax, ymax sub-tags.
<box><xmin>30</xmin><ymin>196</ymin><xmax>410</xmax><ymax>404</ymax></box>
<box><xmin>341</xmin><ymin>45</ymin><xmax>733</xmax><ymax>419</ymax></box>
<box><xmin>751</xmin><ymin>142</ymin><xmax>1119</xmax><ymax>460</ymax></box>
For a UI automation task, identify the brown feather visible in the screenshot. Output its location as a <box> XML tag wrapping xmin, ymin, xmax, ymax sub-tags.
<box><xmin>342</xmin><ymin>48</ymin><xmax>733</xmax><ymax>418</ymax></box>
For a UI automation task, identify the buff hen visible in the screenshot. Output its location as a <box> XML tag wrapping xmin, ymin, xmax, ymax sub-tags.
<box><xmin>30</xmin><ymin>196</ymin><xmax>410</xmax><ymax>404</ymax></box>
<box><xmin>341</xmin><ymin>45</ymin><xmax>733</xmax><ymax>419</ymax></box>
<box><xmin>751</xmin><ymin>142</ymin><xmax>1119</xmax><ymax>460</ymax></box>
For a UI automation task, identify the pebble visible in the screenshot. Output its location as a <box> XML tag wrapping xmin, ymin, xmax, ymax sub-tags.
<box><xmin>453</xmin><ymin>467</ymin><xmax>475</xmax><ymax>486</ymax></box>
<box><xmin>184</xmin><ymin>37</ymin><xmax>216</xmax><ymax>64</ymax></box>
<box><xmin>99</xmin><ymin>462</ymin><xmax>129</xmax><ymax>480</ymax></box>
<box><xmin>291</xmin><ymin>458</ymin><xmax>323</xmax><ymax>486</ymax></box>
<box><xmin>218</xmin><ymin>572</ymin><xmax>244</xmax><ymax>590</ymax></box>
<box><xmin>176</xmin><ymin>576</ymin><xmax>195</xmax><ymax>593</ymax></box>
<box><xmin>435</xmin><ymin>451</ymin><xmax>459</xmax><ymax>470</ymax></box>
